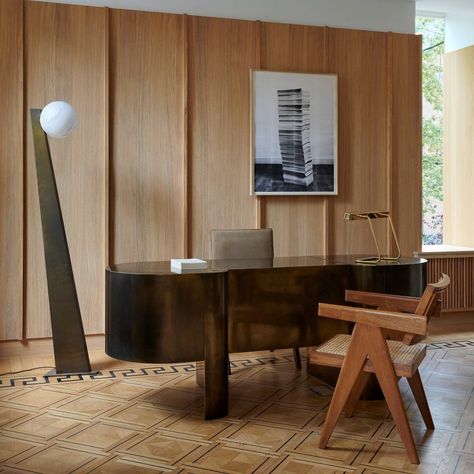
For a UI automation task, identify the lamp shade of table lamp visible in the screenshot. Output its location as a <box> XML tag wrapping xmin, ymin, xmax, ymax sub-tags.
<box><xmin>39</xmin><ymin>101</ymin><xmax>78</xmax><ymax>138</ymax></box>
<box><xmin>30</xmin><ymin>101</ymin><xmax>95</xmax><ymax>376</ymax></box>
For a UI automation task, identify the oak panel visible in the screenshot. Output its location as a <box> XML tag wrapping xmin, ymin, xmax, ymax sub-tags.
<box><xmin>444</xmin><ymin>46</ymin><xmax>474</xmax><ymax>247</ymax></box>
<box><xmin>328</xmin><ymin>28</ymin><xmax>389</xmax><ymax>255</ymax></box>
<box><xmin>391</xmin><ymin>33</ymin><xmax>422</xmax><ymax>255</ymax></box>
<box><xmin>0</xmin><ymin>0</ymin><xmax>23</xmax><ymax>340</ymax></box>
<box><xmin>110</xmin><ymin>10</ymin><xmax>186</xmax><ymax>263</ymax></box>
<box><xmin>25</xmin><ymin>1</ymin><xmax>107</xmax><ymax>337</ymax></box>
<box><xmin>260</xmin><ymin>22</ymin><xmax>327</xmax><ymax>257</ymax></box>
<box><xmin>188</xmin><ymin>16</ymin><xmax>259</xmax><ymax>258</ymax></box>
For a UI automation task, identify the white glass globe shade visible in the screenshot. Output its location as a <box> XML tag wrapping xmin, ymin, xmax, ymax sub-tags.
<box><xmin>39</xmin><ymin>101</ymin><xmax>78</xmax><ymax>138</ymax></box>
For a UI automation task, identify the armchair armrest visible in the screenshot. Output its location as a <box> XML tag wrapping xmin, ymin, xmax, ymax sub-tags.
<box><xmin>318</xmin><ymin>303</ymin><xmax>427</xmax><ymax>336</ymax></box>
<box><xmin>345</xmin><ymin>290</ymin><xmax>420</xmax><ymax>312</ymax></box>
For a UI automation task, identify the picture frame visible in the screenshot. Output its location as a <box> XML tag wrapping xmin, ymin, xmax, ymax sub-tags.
<box><xmin>251</xmin><ymin>70</ymin><xmax>338</xmax><ymax>195</ymax></box>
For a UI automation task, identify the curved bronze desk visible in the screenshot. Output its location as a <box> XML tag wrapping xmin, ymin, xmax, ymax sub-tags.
<box><xmin>106</xmin><ymin>256</ymin><xmax>426</xmax><ymax>419</ymax></box>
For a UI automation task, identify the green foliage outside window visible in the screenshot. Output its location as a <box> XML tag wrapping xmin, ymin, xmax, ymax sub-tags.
<box><xmin>416</xmin><ymin>16</ymin><xmax>445</xmax><ymax>245</ymax></box>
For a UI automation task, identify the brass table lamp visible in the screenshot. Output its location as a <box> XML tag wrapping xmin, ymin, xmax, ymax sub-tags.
<box><xmin>344</xmin><ymin>210</ymin><xmax>401</xmax><ymax>264</ymax></box>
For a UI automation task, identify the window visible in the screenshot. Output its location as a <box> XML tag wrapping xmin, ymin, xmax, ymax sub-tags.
<box><xmin>416</xmin><ymin>16</ymin><xmax>445</xmax><ymax>245</ymax></box>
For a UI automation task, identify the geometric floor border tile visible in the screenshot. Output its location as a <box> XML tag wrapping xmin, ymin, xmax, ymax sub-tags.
<box><xmin>1</xmin><ymin>341</ymin><xmax>472</xmax><ymax>390</ymax></box>
<box><xmin>0</xmin><ymin>353</ymin><xmax>303</xmax><ymax>389</ymax></box>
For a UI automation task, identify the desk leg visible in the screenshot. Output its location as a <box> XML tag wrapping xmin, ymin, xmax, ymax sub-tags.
<box><xmin>196</xmin><ymin>273</ymin><xmax>228</xmax><ymax>419</ymax></box>
<box><xmin>195</xmin><ymin>361</ymin><xmax>204</xmax><ymax>388</ymax></box>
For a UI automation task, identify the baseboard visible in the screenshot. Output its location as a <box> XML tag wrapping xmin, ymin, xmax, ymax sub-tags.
<box><xmin>0</xmin><ymin>334</ymin><xmax>105</xmax><ymax>358</ymax></box>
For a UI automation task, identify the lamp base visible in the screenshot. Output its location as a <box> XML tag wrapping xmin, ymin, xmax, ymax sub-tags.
<box><xmin>355</xmin><ymin>256</ymin><xmax>401</xmax><ymax>265</ymax></box>
<box><xmin>44</xmin><ymin>368</ymin><xmax>100</xmax><ymax>378</ymax></box>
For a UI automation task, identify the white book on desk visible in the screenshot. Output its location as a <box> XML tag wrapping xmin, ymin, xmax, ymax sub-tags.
<box><xmin>170</xmin><ymin>258</ymin><xmax>207</xmax><ymax>272</ymax></box>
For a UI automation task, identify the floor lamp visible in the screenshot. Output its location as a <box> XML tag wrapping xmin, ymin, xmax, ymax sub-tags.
<box><xmin>30</xmin><ymin>101</ymin><xmax>96</xmax><ymax>376</ymax></box>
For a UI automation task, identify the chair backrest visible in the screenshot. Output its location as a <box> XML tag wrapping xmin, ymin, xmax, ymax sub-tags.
<box><xmin>210</xmin><ymin>228</ymin><xmax>274</xmax><ymax>260</ymax></box>
<box><xmin>319</xmin><ymin>274</ymin><xmax>451</xmax><ymax>341</ymax></box>
<box><xmin>415</xmin><ymin>273</ymin><xmax>450</xmax><ymax>320</ymax></box>
<box><xmin>403</xmin><ymin>273</ymin><xmax>450</xmax><ymax>344</ymax></box>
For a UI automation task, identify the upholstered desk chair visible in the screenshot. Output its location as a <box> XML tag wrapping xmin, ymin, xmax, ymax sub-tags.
<box><xmin>311</xmin><ymin>274</ymin><xmax>450</xmax><ymax>464</ymax></box>
<box><xmin>210</xmin><ymin>228</ymin><xmax>301</xmax><ymax>369</ymax></box>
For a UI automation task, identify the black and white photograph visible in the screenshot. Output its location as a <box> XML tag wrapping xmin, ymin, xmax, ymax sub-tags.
<box><xmin>251</xmin><ymin>70</ymin><xmax>338</xmax><ymax>195</ymax></box>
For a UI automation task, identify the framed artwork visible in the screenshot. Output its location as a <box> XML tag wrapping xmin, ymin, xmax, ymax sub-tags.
<box><xmin>251</xmin><ymin>70</ymin><xmax>338</xmax><ymax>195</ymax></box>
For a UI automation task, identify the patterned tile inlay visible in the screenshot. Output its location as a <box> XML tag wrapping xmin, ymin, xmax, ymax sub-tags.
<box><xmin>0</xmin><ymin>346</ymin><xmax>474</xmax><ymax>473</ymax></box>
<box><xmin>163</xmin><ymin>413</ymin><xmax>233</xmax><ymax>440</ymax></box>
<box><xmin>2</xmin><ymin>387</ymin><xmax>71</xmax><ymax>409</ymax></box>
<box><xmin>61</xmin><ymin>421</ymin><xmax>139</xmax><ymax>451</ymax></box>
<box><xmin>0</xmin><ymin>434</ymin><xmax>37</xmax><ymax>464</ymax></box>
<box><xmin>88</xmin><ymin>456</ymin><xmax>171</xmax><ymax>473</ymax></box>
<box><xmin>102</xmin><ymin>403</ymin><xmax>176</xmax><ymax>429</ymax></box>
<box><xmin>0</xmin><ymin>407</ymin><xmax>31</xmax><ymax>427</ymax></box>
<box><xmin>119</xmin><ymin>432</ymin><xmax>205</xmax><ymax>464</ymax></box>
<box><xmin>90</xmin><ymin>380</ymin><xmax>154</xmax><ymax>401</ymax></box>
<box><xmin>7</xmin><ymin>444</ymin><xmax>98</xmax><ymax>473</ymax></box>
<box><xmin>251</xmin><ymin>402</ymin><xmax>319</xmax><ymax>428</ymax></box>
<box><xmin>51</xmin><ymin>394</ymin><xmax>122</xmax><ymax>419</ymax></box>
<box><xmin>185</xmin><ymin>444</ymin><xmax>271</xmax><ymax>473</ymax></box>
<box><xmin>222</xmin><ymin>421</ymin><xmax>300</xmax><ymax>451</ymax></box>
<box><xmin>143</xmin><ymin>387</ymin><xmax>202</xmax><ymax>411</ymax></box>
<box><xmin>3</xmin><ymin>413</ymin><xmax>82</xmax><ymax>441</ymax></box>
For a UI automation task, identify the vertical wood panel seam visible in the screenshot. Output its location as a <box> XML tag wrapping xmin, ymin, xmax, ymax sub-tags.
<box><xmin>21</xmin><ymin>0</ymin><xmax>27</xmax><ymax>340</ymax></box>
<box><xmin>108</xmin><ymin>7</ymin><xmax>115</xmax><ymax>264</ymax></box>
<box><xmin>186</xmin><ymin>14</ymin><xmax>194</xmax><ymax>257</ymax></box>
<box><xmin>104</xmin><ymin>7</ymin><xmax>110</xmax><ymax>267</ymax></box>
<box><xmin>256</xmin><ymin>20</ymin><xmax>263</xmax><ymax>229</ymax></box>
<box><xmin>183</xmin><ymin>14</ymin><xmax>189</xmax><ymax>257</ymax></box>
<box><xmin>323</xmin><ymin>26</ymin><xmax>330</xmax><ymax>256</ymax></box>
<box><xmin>386</xmin><ymin>32</ymin><xmax>393</xmax><ymax>255</ymax></box>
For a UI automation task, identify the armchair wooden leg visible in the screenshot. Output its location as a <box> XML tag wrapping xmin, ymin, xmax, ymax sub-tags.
<box><xmin>318</xmin><ymin>325</ymin><xmax>368</xmax><ymax>449</ymax></box>
<box><xmin>293</xmin><ymin>347</ymin><xmax>301</xmax><ymax>369</ymax></box>
<box><xmin>367</xmin><ymin>326</ymin><xmax>420</xmax><ymax>465</ymax></box>
<box><xmin>407</xmin><ymin>370</ymin><xmax>434</xmax><ymax>430</ymax></box>
<box><xmin>344</xmin><ymin>371</ymin><xmax>371</xmax><ymax>418</ymax></box>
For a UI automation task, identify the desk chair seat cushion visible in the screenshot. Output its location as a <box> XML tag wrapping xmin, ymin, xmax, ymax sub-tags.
<box><xmin>313</xmin><ymin>334</ymin><xmax>426</xmax><ymax>378</ymax></box>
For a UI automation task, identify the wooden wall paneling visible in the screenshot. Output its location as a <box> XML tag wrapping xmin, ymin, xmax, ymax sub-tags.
<box><xmin>110</xmin><ymin>9</ymin><xmax>186</xmax><ymax>263</ymax></box>
<box><xmin>327</xmin><ymin>28</ymin><xmax>389</xmax><ymax>255</ymax></box>
<box><xmin>260</xmin><ymin>22</ymin><xmax>328</xmax><ymax>257</ymax></box>
<box><xmin>391</xmin><ymin>33</ymin><xmax>422</xmax><ymax>255</ymax></box>
<box><xmin>443</xmin><ymin>46</ymin><xmax>474</xmax><ymax>247</ymax></box>
<box><xmin>188</xmin><ymin>16</ymin><xmax>260</xmax><ymax>258</ymax></box>
<box><xmin>0</xmin><ymin>0</ymin><xmax>23</xmax><ymax>340</ymax></box>
<box><xmin>25</xmin><ymin>1</ymin><xmax>107</xmax><ymax>337</ymax></box>
<box><xmin>4</xmin><ymin>4</ymin><xmax>422</xmax><ymax>344</ymax></box>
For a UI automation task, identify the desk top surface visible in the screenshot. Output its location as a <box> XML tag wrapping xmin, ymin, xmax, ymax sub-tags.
<box><xmin>108</xmin><ymin>255</ymin><xmax>426</xmax><ymax>275</ymax></box>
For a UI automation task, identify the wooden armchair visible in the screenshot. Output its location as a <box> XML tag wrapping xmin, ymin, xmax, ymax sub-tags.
<box><xmin>311</xmin><ymin>274</ymin><xmax>450</xmax><ymax>464</ymax></box>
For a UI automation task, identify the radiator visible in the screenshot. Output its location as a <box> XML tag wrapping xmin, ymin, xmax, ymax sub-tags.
<box><xmin>426</xmin><ymin>256</ymin><xmax>474</xmax><ymax>311</ymax></box>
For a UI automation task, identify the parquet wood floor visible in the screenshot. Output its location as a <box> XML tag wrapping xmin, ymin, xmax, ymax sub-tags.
<box><xmin>0</xmin><ymin>312</ymin><xmax>473</xmax><ymax>473</ymax></box>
